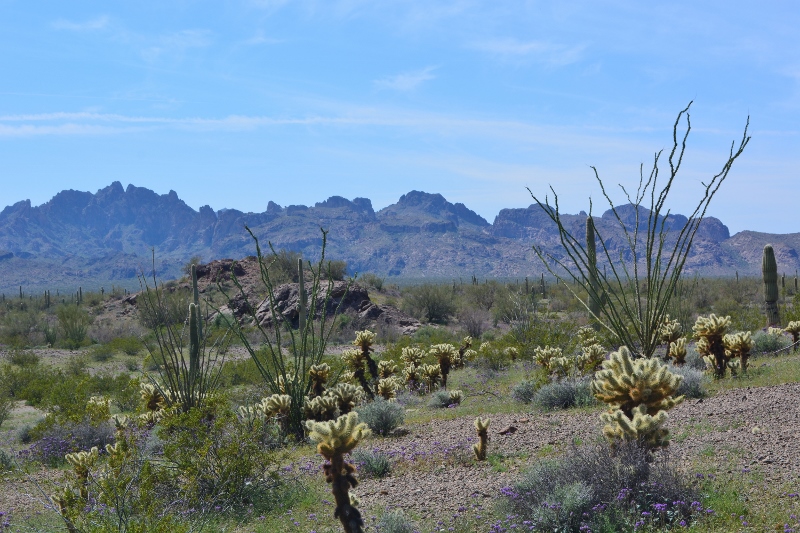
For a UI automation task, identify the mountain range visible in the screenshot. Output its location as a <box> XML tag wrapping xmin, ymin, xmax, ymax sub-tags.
<box><xmin>0</xmin><ymin>181</ymin><xmax>798</xmax><ymax>293</ymax></box>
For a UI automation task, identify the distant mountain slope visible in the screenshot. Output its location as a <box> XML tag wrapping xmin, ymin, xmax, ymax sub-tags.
<box><xmin>0</xmin><ymin>182</ymin><xmax>796</xmax><ymax>293</ymax></box>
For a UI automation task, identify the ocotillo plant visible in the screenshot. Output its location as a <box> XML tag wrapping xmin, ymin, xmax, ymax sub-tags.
<box><xmin>592</xmin><ymin>346</ymin><xmax>684</xmax><ymax>449</ymax></box>
<box><xmin>306</xmin><ymin>412</ymin><xmax>371</xmax><ymax>533</ymax></box>
<box><xmin>473</xmin><ymin>417</ymin><xmax>490</xmax><ymax>460</ymax></box>
<box><xmin>430</xmin><ymin>343</ymin><xmax>457</xmax><ymax>389</ymax></box>
<box><xmin>763</xmin><ymin>244</ymin><xmax>781</xmax><ymax>327</ymax></box>
<box><xmin>693</xmin><ymin>314</ymin><xmax>732</xmax><ymax>378</ymax></box>
<box><xmin>723</xmin><ymin>331</ymin><xmax>754</xmax><ymax>373</ymax></box>
<box><xmin>785</xmin><ymin>321</ymin><xmax>800</xmax><ymax>352</ymax></box>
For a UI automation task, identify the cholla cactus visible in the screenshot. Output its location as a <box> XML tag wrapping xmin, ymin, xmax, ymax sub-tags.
<box><xmin>473</xmin><ymin>417</ymin><xmax>490</xmax><ymax>461</ymax></box>
<box><xmin>376</xmin><ymin>377</ymin><xmax>399</xmax><ymax>400</ymax></box>
<box><xmin>377</xmin><ymin>360</ymin><xmax>397</xmax><ymax>379</ymax></box>
<box><xmin>430</xmin><ymin>343</ymin><xmax>458</xmax><ymax>389</ymax></box>
<box><xmin>785</xmin><ymin>321</ymin><xmax>800</xmax><ymax>351</ymax></box>
<box><xmin>342</xmin><ymin>348</ymin><xmax>374</xmax><ymax>399</ymax></box>
<box><xmin>693</xmin><ymin>314</ymin><xmax>732</xmax><ymax>378</ymax></box>
<box><xmin>306</xmin><ymin>412</ymin><xmax>371</xmax><ymax>533</ymax></box>
<box><xmin>462</xmin><ymin>349</ymin><xmax>477</xmax><ymax>362</ymax></box>
<box><xmin>504</xmin><ymin>347</ymin><xmax>519</xmax><ymax>361</ymax></box>
<box><xmin>65</xmin><ymin>447</ymin><xmax>99</xmax><ymax>499</ymax></box>
<box><xmin>262</xmin><ymin>393</ymin><xmax>292</xmax><ymax>433</ymax></box>
<box><xmin>669</xmin><ymin>338</ymin><xmax>688</xmax><ymax>366</ymax></box>
<box><xmin>723</xmin><ymin>331</ymin><xmax>754</xmax><ymax>373</ymax></box>
<box><xmin>304</xmin><ymin>395</ymin><xmax>340</xmax><ymax>422</ymax></box>
<box><xmin>534</xmin><ymin>345</ymin><xmax>562</xmax><ymax>369</ymax></box>
<box><xmin>309</xmin><ymin>363</ymin><xmax>331</xmax><ymax>398</ymax></box>
<box><xmin>576</xmin><ymin>343</ymin><xmax>606</xmax><ymax>373</ymax></box>
<box><xmin>400</xmin><ymin>346</ymin><xmax>425</xmax><ymax>368</ymax></box>
<box><xmin>592</xmin><ymin>346</ymin><xmax>684</xmax><ymax>449</ymax></box>
<box><xmin>767</xmin><ymin>326</ymin><xmax>785</xmax><ymax>337</ymax></box>
<box><xmin>549</xmin><ymin>356</ymin><xmax>573</xmax><ymax>378</ymax></box>
<box><xmin>447</xmin><ymin>390</ymin><xmax>463</xmax><ymax>405</ymax></box>
<box><xmin>479</xmin><ymin>342</ymin><xmax>491</xmax><ymax>353</ymax></box>
<box><xmin>85</xmin><ymin>396</ymin><xmax>111</xmax><ymax>424</ymax></box>
<box><xmin>576</xmin><ymin>326</ymin><xmax>600</xmax><ymax>349</ymax></box>
<box><xmin>326</xmin><ymin>383</ymin><xmax>365</xmax><ymax>414</ymax></box>
<box><xmin>402</xmin><ymin>365</ymin><xmax>420</xmax><ymax>388</ymax></box>
<box><xmin>353</xmin><ymin>330</ymin><xmax>379</xmax><ymax>381</ymax></box>
<box><xmin>455</xmin><ymin>336</ymin><xmax>473</xmax><ymax>369</ymax></box>
<box><xmin>659</xmin><ymin>315</ymin><xmax>683</xmax><ymax>361</ymax></box>
<box><xmin>419</xmin><ymin>363</ymin><xmax>442</xmax><ymax>392</ymax></box>
<box><xmin>140</xmin><ymin>383</ymin><xmax>166</xmax><ymax>413</ymax></box>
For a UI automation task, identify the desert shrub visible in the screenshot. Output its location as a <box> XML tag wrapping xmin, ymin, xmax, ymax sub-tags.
<box><xmin>458</xmin><ymin>307</ymin><xmax>491</xmax><ymax>339</ymax></box>
<box><xmin>376</xmin><ymin>509</ymin><xmax>418</xmax><ymax>533</ymax></box>
<box><xmin>402</xmin><ymin>284</ymin><xmax>456</xmax><ymax>324</ymax></box>
<box><xmin>0</xmin><ymin>449</ymin><xmax>14</xmax><ymax>471</ymax></box>
<box><xmin>23</xmin><ymin>420</ymin><xmax>115</xmax><ymax>467</ymax></box>
<box><xmin>159</xmin><ymin>398</ymin><xmax>284</xmax><ymax>507</ymax></box>
<box><xmin>359</xmin><ymin>272</ymin><xmax>385</xmax><ymax>292</ymax></box>
<box><xmin>533</xmin><ymin>378</ymin><xmax>595</xmax><ymax>410</ymax></box>
<box><xmin>136</xmin><ymin>287</ymin><xmax>189</xmax><ymax>329</ymax></box>
<box><xmin>111</xmin><ymin>375</ymin><xmax>142</xmax><ymax>412</ymax></box>
<box><xmin>684</xmin><ymin>347</ymin><xmax>707</xmax><ymax>371</ymax></box>
<box><xmin>427</xmin><ymin>389</ymin><xmax>463</xmax><ymax>409</ymax></box>
<box><xmin>351</xmin><ymin>448</ymin><xmax>392</xmax><ymax>478</ymax></box>
<box><xmin>356</xmin><ymin>398</ymin><xmax>405</xmax><ymax>437</ymax></box>
<box><xmin>56</xmin><ymin>305</ymin><xmax>92</xmax><ymax>348</ymax></box>
<box><xmin>410</xmin><ymin>325</ymin><xmax>457</xmax><ymax>346</ymax></box>
<box><xmin>500</xmin><ymin>441</ymin><xmax>700</xmax><ymax>532</ymax></box>
<box><xmin>8</xmin><ymin>349</ymin><xmax>39</xmax><ymax>367</ymax></box>
<box><xmin>752</xmin><ymin>330</ymin><xmax>790</xmax><ymax>354</ymax></box>
<box><xmin>88</xmin><ymin>343</ymin><xmax>114</xmax><ymax>362</ymax></box>
<box><xmin>512</xmin><ymin>379</ymin><xmax>542</xmax><ymax>404</ymax></box>
<box><xmin>218</xmin><ymin>358</ymin><xmax>264</xmax><ymax>387</ymax></box>
<box><xmin>669</xmin><ymin>365</ymin><xmax>708</xmax><ymax>399</ymax></box>
<box><xmin>325</xmin><ymin>259</ymin><xmax>348</xmax><ymax>281</ymax></box>
<box><xmin>107</xmin><ymin>335</ymin><xmax>142</xmax><ymax>355</ymax></box>
<box><xmin>0</xmin><ymin>392</ymin><xmax>12</xmax><ymax>432</ymax></box>
<box><xmin>0</xmin><ymin>308</ymin><xmax>41</xmax><ymax>345</ymax></box>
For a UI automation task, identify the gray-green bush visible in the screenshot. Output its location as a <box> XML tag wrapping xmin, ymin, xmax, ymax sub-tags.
<box><xmin>533</xmin><ymin>378</ymin><xmax>596</xmax><ymax>410</ymax></box>
<box><xmin>356</xmin><ymin>398</ymin><xmax>405</xmax><ymax>437</ymax></box>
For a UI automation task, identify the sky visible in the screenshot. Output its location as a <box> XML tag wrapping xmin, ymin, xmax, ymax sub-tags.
<box><xmin>0</xmin><ymin>1</ymin><xmax>797</xmax><ymax>234</ymax></box>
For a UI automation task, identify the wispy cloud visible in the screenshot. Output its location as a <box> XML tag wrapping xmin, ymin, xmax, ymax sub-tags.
<box><xmin>373</xmin><ymin>66</ymin><xmax>438</xmax><ymax>92</ymax></box>
<box><xmin>242</xmin><ymin>30</ymin><xmax>283</xmax><ymax>46</ymax></box>
<box><xmin>472</xmin><ymin>38</ymin><xmax>585</xmax><ymax>66</ymax></box>
<box><xmin>140</xmin><ymin>29</ymin><xmax>212</xmax><ymax>61</ymax></box>
<box><xmin>52</xmin><ymin>16</ymin><xmax>110</xmax><ymax>31</ymax></box>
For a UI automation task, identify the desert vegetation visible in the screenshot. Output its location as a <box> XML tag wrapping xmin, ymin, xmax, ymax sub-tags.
<box><xmin>3</xmin><ymin>108</ymin><xmax>800</xmax><ymax>532</ymax></box>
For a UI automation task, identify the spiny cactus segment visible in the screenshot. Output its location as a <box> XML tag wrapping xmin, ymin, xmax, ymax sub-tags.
<box><xmin>309</xmin><ymin>363</ymin><xmax>331</xmax><ymax>398</ymax></box>
<box><xmin>659</xmin><ymin>315</ymin><xmax>683</xmax><ymax>361</ymax></box>
<box><xmin>785</xmin><ymin>321</ymin><xmax>800</xmax><ymax>352</ymax></box>
<box><xmin>377</xmin><ymin>360</ymin><xmax>397</xmax><ymax>379</ymax></box>
<box><xmin>455</xmin><ymin>336</ymin><xmax>472</xmax><ymax>369</ymax></box>
<box><xmin>419</xmin><ymin>363</ymin><xmax>442</xmax><ymax>392</ymax></box>
<box><xmin>576</xmin><ymin>343</ymin><xmax>606</xmax><ymax>373</ymax></box>
<box><xmin>400</xmin><ymin>346</ymin><xmax>424</xmax><ymax>368</ymax></box>
<box><xmin>353</xmin><ymin>330</ymin><xmax>379</xmax><ymax>382</ymax></box>
<box><xmin>591</xmin><ymin>346</ymin><xmax>684</xmax><ymax>449</ymax></box>
<box><xmin>306</xmin><ymin>412</ymin><xmax>371</xmax><ymax>533</ymax></box>
<box><xmin>376</xmin><ymin>377</ymin><xmax>400</xmax><ymax>400</ymax></box>
<box><xmin>669</xmin><ymin>338</ymin><xmax>688</xmax><ymax>366</ymax></box>
<box><xmin>473</xmin><ymin>417</ymin><xmax>490</xmax><ymax>461</ymax></box>
<box><xmin>304</xmin><ymin>395</ymin><xmax>340</xmax><ymax>422</ymax></box>
<box><xmin>342</xmin><ymin>348</ymin><xmax>375</xmax><ymax>400</ymax></box>
<box><xmin>429</xmin><ymin>343</ymin><xmax>458</xmax><ymax>389</ymax></box>
<box><xmin>326</xmin><ymin>383</ymin><xmax>365</xmax><ymax>414</ymax></box>
<box><xmin>693</xmin><ymin>314</ymin><xmax>732</xmax><ymax>378</ymax></box>
<box><xmin>723</xmin><ymin>331</ymin><xmax>753</xmax><ymax>373</ymax></box>
<box><xmin>534</xmin><ymin>345</ymin><xmax>562</xmax><ymax>370</ymax></box>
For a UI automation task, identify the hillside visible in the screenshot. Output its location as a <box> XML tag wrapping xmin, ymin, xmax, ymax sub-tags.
<box><xmin>0</xmin><ymin>182</ymin><xmax>797</xmax><ymax>293</ymax></box>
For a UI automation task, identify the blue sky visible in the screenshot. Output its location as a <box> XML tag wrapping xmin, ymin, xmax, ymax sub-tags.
<box><xmin>0</xmin><ymin>1</ymin><xmax>797</xmax><ymax>234</ymax></box>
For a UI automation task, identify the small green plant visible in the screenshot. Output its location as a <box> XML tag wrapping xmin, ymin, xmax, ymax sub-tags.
<box><xmin>56</xmin><ymin>305</ymin><xmax>92</xmax><ymax>349</ymax></box>
<box><xmin>428</xmin><ymin>389</ymin><xmax>463</xmax><ymax>408</ymax></box>
<box><xmin>351</xmin><ymin>448</ymin><xmax>392</xmax><ymax>478</ymax></box>
<box><xmin>534</xmin><ymin>378</ymin><xmax>596</xmax><ymax>410</ymax></box>
<box><xmin>356</xmin><ymin>397</ymin><xmax>404</xmax><ymax>437</ymax></box>
<box><xmin>306</xmin><ymin>411</ymin><xmax>371</xmax><ymax>533</ymax></box>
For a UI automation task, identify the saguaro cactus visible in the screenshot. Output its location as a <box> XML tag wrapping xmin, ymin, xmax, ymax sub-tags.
<box><xmin>306</xmin><ymin>412</ymin><xmax>371</xmax><ymax>533</ymax></box>
<box><xmin>473</xmin><ymin>417</ymin><xmax>490</xmax><ymax>460</ymax></box>
<box><xmin>763</xmin><ymin>244</ymin><xmax>781</xmax><ymax>327</ymax></box>
<box><xmin>591</xmin><ymin>346</ymin><xmax>684</xmax><ymax>449</ymax></box>
<box><xmin>586</xmin><ymin>216</ymin><xmax>603</xmax><ymax>325</ymax></box>
<box><xmin>188</xmin><ymin>302</ymin><xmax>200</xmax><ymax>389</ymax></box>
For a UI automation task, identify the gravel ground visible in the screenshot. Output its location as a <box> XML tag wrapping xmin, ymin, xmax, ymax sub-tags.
<box><xmin>3</xmin><ymin>382</ymin><xmax>800</xmax><ymax>526</ymax></box>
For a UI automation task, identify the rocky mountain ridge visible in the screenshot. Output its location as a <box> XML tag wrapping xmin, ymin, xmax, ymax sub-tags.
<box><xmin>0</xmin><ymin>182</ymin><xmax>797</xmax><ymax>293</ymax></box>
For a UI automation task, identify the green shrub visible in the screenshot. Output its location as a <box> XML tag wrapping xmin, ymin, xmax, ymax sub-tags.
<box><xmin>0</xmin><ymin>309</ymin><xmax>41</xmax><ymax>346</ymax></box>
<box><xmin>752</xmin><ymin>330</ymin><xmax>791</xmax><ymax>354</ymax></box>
<box><xmin>376</xmin><ymin>510</ymin><xmax>418</xmax><ymax>533</ymax></box>
<box><xmin>56</xmin><ymin>305</ymin><xmax>92</xmax><ymax>348</ymax></box>
<box><xmin>88</xmin><ymin>343</ymin><xmax>114</xmax><ymax>362</ymax></box>
<box><xmin>533</xmin><ymin>378</ymin><xmax>596</xmax><ymax>410</ymax></box>
<box><xmin>351</xmin><ymin>448</ymin><xmax>392</xmax><ymax>478</ymax></box>
<box><xmin>107</xmin><ymin>335</ymin><xmax>142</xmax><ymax>355</ymax></box>
<box><xmin>218</xmin><ymin>358</ymin><xmax>263</xmax><ymax>387</ymax></box>
<box><xmin>8</xmin><ymin>349</ymin><xmax>39</xmax><ymax>367</ymax></box>
<box><xmin>669</xmin><ymin>365</ymin><xmax>708</xmax><ymax>399</ymax></box>
<box><xmin>512</xmin><ymin>379</ymin><xmax>541</xmax><ymax>404</ymax></box>
<box><xmin>359</xmin><ymin>272</ymin><xmax>385</xmax><ymax>292</ymax></box>
<box><xmin>402</xmin><ymin>284</ymin><xmax>456</xmax><ymax>324</ymax></box>
<box><xmin>136</xmin><ymin>287</ymin><xmax>189</xmax><ymax>329</ymax></box>
<box><xmin>356</xmin><ymin>398</ymin><xmax>405</xmax><ymax>437</ymax></box>
<box><xmin>427</xmin><ymin>389</ymin><xmax>463</xmax><ymax>409</ymax></box>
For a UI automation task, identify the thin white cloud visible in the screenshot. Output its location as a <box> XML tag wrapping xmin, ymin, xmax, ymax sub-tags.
<box><xmin>52</xmin><ymin>16</ymin><xmax>110</xmax><ymax>31</ymax></box>
<box><xmin>243</xmin><ymin>30</ymin><xmax>283</xmax><ymax>46</ymax></box>
<box><xmin>140</xmin><ymin>29</ymin><xmax>212</xmax><ymax>61</ymax></box>
<box><xmin>373</xmin><ymin>66</ymin><xmax>438</xmax><ymax>92</ymax></box>
<box><xmin>473</xmin><ymin>38</ymin><xmax>585</xmax><ymax>66</ymax></box>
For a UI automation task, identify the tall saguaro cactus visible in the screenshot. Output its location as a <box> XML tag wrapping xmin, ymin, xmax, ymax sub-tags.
<box><xmin>191</xmin><ymin>264</ymin><xmax>203</xmax><ymax>340</ymax></box>
<box><xmin>586</xmin><ymin>216</ymin><xmax>603</xmax><ymax>325</ymax></box>
<box><xmin>763</xmin><ymin>245</ymin><xmax>780</xmax><ymax>327</ymax></box>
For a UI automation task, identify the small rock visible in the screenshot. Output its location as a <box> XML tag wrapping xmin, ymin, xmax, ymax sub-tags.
<box><xmin>498</xmin><ymin>426</ymin><xmax>518</xmax><ymax>435</ymax></box>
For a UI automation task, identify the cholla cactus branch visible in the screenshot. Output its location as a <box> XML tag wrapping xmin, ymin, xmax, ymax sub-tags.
<box><xmin>473</xmin><ymin>417</ymin><xmax>490</xmax><ymax>461</ymax></box>
<box><xmin>309</xmin><ymin>363</ymin><xmax>331</xmax><ymax>398</ymax></box>
<box><xmin>723</xmin><ymin>331</ymin><xmax>753</xmax><ymax>373</ymax></box>
<box><xmin>353</xmin><ymin>330</ymin><xmax>379</xmax><ymax>382</ymax></box>
<box><xmin>326</xmin><ymin>383</ymin><xmax>365</xmax><ymax>414</ymax></box>
<box><xmin>693</xmin><ymin>314</ymin><xmax>731</xmax><ymax>378</ymax></box>
<box><xmin>430</xmin><ymin>343</ymin><xmax>458</xmax><ymax>389</ymax></box>
<box><xmin>306</xmin><ymin>412</ymin><xmax>371</xmax><ymax>533</ymax></box>
<box><xmin>669</xmin><ymin>338</ymin><xmax>687</xmax><ymax>366</ymax></box>
<box><xmin>659</xmin><ymin>315</ymin><xmax>682</xmax><ymax>361</ymax></box>
<box><xmin>785</xmin><ymin>321</ymin><xmax>800</xmax><ymax>352</ymax></box>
